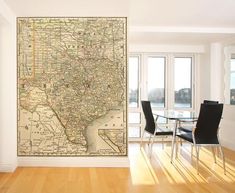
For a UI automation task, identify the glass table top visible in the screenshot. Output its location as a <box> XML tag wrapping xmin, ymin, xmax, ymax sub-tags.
<box><xmin>153</xmin><ymin>110</ymin><xmax>197</xmax><ymax>120</ymax></box>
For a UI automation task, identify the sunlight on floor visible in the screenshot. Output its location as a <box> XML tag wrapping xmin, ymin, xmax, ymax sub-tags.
<box><xmin>129</xmin><ymin>142</ymin><xmax>235</xmax><ymax>186</ymax></box>
<box><xmin>130</xmin><ymin>146</ymin><xmax>158</xmax><ymax>185</ymax></box>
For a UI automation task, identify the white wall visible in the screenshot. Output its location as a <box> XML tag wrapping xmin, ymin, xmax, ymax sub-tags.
<box><xmin>1</xmin><ymin>0</ymin><xmax>235</xmax><ymax>172</ymax></box>
<box><xmin>129</xmin><ymin>44</ymin><xmax>205</xmax><ymax>53</ymax></box>
<box><xmin>220</xmin><ymin>105</ymin><xmax>235</xmax><ymax>150</ymax></box>
<box><xmin>198</xmin><ymin>48</ymin><xmax>211</xmax><ymax>102</ymax></box>
<box><xmin>131</xmin><ymin>42</ymin><xmax>235</xmax><ymax>152</ymax></box>
<box><xmin>199</xmin><ymin>42</ymin><xmax>235</xmax><ymax>151</ymax></box>
<box><xmin>0</xmin><ymin>0</ymin><xmax>130</xmax><ymax>171</ymax></box>
<box><xmin>0</xmin><ymin>0</ymin><xmax>17</xmax><ymax>172</ymax></box>
<box><xmin>210</xmin><ymin>43</ymin><xmax>224</xmax><ymax>101</ymax></box>
<box><xmin>219</xmin><ymin>44</ymin><xmax>235</xmax><ymax>151</ymax></box>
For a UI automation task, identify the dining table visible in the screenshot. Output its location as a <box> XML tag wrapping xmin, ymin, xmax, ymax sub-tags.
<box><xmin>153</xmin><ymin>110</ymin><xmax>198</xmax><ymax>163</ymax></box>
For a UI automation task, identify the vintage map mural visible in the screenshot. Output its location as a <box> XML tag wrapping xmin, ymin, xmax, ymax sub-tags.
<box><xmin>17</xmin><ymin>17</ymin><xmax>127</xmax><ymax>156</ymax></box>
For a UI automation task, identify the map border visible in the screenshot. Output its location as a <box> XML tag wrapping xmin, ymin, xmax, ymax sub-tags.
<box><xmin>16</xmin><ymin>17</ymin><xmax>128</xmax><ymax>157</ymax></box>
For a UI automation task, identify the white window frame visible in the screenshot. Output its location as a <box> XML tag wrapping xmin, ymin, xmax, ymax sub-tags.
<box><xmin>224</xmin><ymin>46</ymin><xmax>235</xmax><ymax>104</ymax></box>
<box><xmin>128</xmin><ymin>53</ymin><xmax>196</xmax><ymax>140</ymax></box>
<box><xmin>128</xmin><ymin>55</ymin><xmax>142</xmax><ymax>139</ymax></box>
<box><xmin>172</xmin><ymin>54</ymin><xmax>195</xmax><ymax>111</ymax></box>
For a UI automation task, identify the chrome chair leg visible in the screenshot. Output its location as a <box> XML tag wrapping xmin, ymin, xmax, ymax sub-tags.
<box><xmin>195</xmin><ymin>145</ymin><xmax>200</xmax><ymax>174</ymax></box>
<box><xmin>175</xmin><ymin>137</ymin><xmax>179</xmax><ymax>159</ymax></box>
<box><xmin>162</xmin><ymin>138</ymin><xmax>164</xmax><ymax>150</ymax></box>
<box><xmin>148</xmin><ymin>134</ymin><xmax>152</xmax><ymax>146</ymax></box>
<box><xmin>140</xmin><ymin>130</ymin><xmax>145</xmax><ymax>147</ymax></box>
<box><xmin>171</xmin><ymin>134</ymin><xmax>176</xmax><ymax>163</ymax></box>
<box><xmin>150</xmin><ymin>134</ymin><xmax>157</xmax><ymax>155</ymax></box>
<box><xmin>211</xmin><ymin>147</ymin><xmax>217</xmax><ymax>163</ymax></box>
<box><xmin>191</xmin><ymin>144</ymin><xmax>194</xmax><ymax>157</ymax></box>
<box><xmin>218</xmin><ymin>145</ymin><xmax>226</xmax><ymax>175</ymax></box>
<box><xmin>171</xmin><ymin>121</ymin><xmax>178</xmax><ymax>163</ymax></box>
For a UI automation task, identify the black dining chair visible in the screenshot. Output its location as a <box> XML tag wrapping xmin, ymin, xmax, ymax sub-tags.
<box><xmin>178</xmin><ymin>100</ymin><xmax>219</xmax><ymax>133</ymax></box>
<box><xmin>176</xmin><ymin>103</ymin><xmax>225</xmax><ymax>174</ymax></box>
<box><xmin>203</xmin><ymin>100</ymin><xmax>219</xmax><ymax>104</ymax></box>
<box><xmin>141</xmin><ymin>101</ymin><xmax>173</xmax><ymax>148</ymax></box>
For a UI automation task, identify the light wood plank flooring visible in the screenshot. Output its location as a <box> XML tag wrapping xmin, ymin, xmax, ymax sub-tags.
<box><xmin>1</xmin><ymin>143</ymin><xmax>235</xmax><ymax>193</ymax></box>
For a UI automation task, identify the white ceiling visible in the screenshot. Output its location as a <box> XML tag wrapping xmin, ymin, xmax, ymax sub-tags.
<box><xmin>129</xmin><ymin>0</ymin><xmax>235</xmax><ymax>28</ymax></box>
<box><xmin>3</xmin><ymin>0</ymin><xmax>235</xmax><ymax>45</ymax></box>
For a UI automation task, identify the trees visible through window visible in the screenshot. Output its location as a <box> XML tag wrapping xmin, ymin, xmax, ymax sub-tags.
<box><xmin>128</xmin><ymin>54</ymin><xmax>195</xmax><ymax>139</ymax></box>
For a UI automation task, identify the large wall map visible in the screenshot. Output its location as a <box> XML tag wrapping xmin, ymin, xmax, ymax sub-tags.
<box><xmin>17</xmin><ymin>17</ymin><xmax>127</xmax><ymax>156</ymax></box>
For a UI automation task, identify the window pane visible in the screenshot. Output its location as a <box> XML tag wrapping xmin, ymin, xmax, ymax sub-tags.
<box><xmin>152</xmin><ymin>111</ymin><xmax>167</xmax><ymax>124</ymax></box>
<box><xmin>230</xmin><ymin>59</ymin><xmax>235</xmax><ymax>105</ymax></box>
<box><xmin>231</xmin><ymin>58</ymin><xmax>235</xmax><ymax>71</ymax></box>
<box><xmin>147</xmin><ymin>57</ymin><xmax>165</xmax><ymax>108</ymax></box>
<box><xmin>128</xmin><ymin>113</ymin><xmax>140</xmax><ymax>124</ymax></box>
<box><xmin>174</xmin><ymin>57</ymin><xmax>192</xmax><ymax>108</ymax></box>
<box><xmin>128</xmin><ymin>127</ymin><xmax>140</xmax><ymax>138</ymax></box>
<box><xmin>129</xmin><ymin>57</ymin><xmax>139</xmax><ymax>107</ymax></box>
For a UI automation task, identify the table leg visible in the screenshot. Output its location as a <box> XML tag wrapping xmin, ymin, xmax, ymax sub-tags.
<box><xmin>171</xmin><ymin>120</ymin><xmax>178</xmax><ymax>163</ymax></box>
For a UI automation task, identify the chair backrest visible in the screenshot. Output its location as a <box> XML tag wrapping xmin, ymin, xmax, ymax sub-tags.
<box><xmin>141</xmin><ymin>101</ymin><xmax>155</xmax><ymax>134</ymax></box>
<box><xmin>203</xmin><ymin>100</ymin><xmax>219</xmax><ymax>104</ymax></box>
<box><xmin>195</xmin><ymin>103</ymin><xmax>223</xmax><ymax>142</ymax></box>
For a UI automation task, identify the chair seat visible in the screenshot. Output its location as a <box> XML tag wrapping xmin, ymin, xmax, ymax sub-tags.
<box><xmin>155</xmin><ymin>127</ymin><xmax>173</xmax><ymax>136</ymax></box>
<box><xmin>178</xmin><ymin>126</ymin><xmax>193</xmax><ymax>133</ymax></box>
<box><xmin>146</xmin><ymin>127</ymin><xmax>173</xmax><ymax>136</ymax></box>
<box><xmin>177</xmin><ymin>132</ymin><xmax>219</xmax><ymax>144</ymax></box>
<box><xmin>177</xmin><ymin>132</ymin><xmax>193</xmax><ymax>143</ymax></box>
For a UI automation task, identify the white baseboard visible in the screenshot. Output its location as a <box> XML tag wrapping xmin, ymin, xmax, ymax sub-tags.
<box><xmin>0</xmin><ymin>163</ymin><xmax>17</xmax><ymax>172</ymax></box>
<box><xmin>220</xmin><ymin>139</ymin><xmax>235</xmax><ymax>151</ymax></box>
<box><xmin>18</xmin><ymin>156</ymin><xmax>130</xmax><ymax>167</ymax></box>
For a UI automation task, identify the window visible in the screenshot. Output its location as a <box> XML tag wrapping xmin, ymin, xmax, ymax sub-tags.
<box><xmin>129</xmin><ymin>56</ymin><xmax>139</xmax><ymax>108</ymax></box>
<box><xmin>128</xmin><ymin>113</ymin><xmax>141</xmax><ymax>138</ymax></box>
<box><xmin>128</xmin><ymin>53</ymin><xmax>195</xmax><ymax>139</ymax></box>
<box><xmin>174</xmin><ymin>57</ymin><xmax>192</xmax><ymax>108</ymax></box>
<box><xmin>128</xmin><ymin>56</ymin><xmax>141</xmax><ymax>138</ymax></box>
<box><xmin>224</xmin><ymin>47</ymin><xmax>235</xmax><ymax>105</ymax></box>
<box><xmin>147</xmin><ymin>57</ymin><xmax>165</xmax><ymax>108</ymax></box>
<box><xmin>230</xmin><ymin>58</ymin><xmax>235</xmax><ymax>105</ymax></box>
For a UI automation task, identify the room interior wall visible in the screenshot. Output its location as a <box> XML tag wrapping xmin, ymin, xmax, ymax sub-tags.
<box><xmin>0</xmin><ymin>0</ymin><xmax>130</xmax><ymax>172</ymax></box>
<box><xmin>220</xmin><ymin>105</ymin><xmax>235</xmax><ymax>150</ymax></box>
<box><xmin>219</xmin><ymin>44</ymin><xmax>235</xmax><ymax>151</ymax></box>
<box><xmin>198</xmin><ymin>48</ymin><xmax>211</xmax><ymax>103</ymax></box>
<box><xmin>1</xmin><ymin>0</ymin><xmax>235</xmax><ymax>172</ymax></box>
<box><xmin>204</xmin><ymin>42</ymin><xmax>235</xmax><ymax>151</ymax></box>
<box><xmin>0</xmin><ymin>0</ymin><xmax>17</xmax><ymax>172</ymax></box>
<box><xmin>130</xmin><ymin>42</ymin><xmax>235</xmax><ymax>151</ymax></box>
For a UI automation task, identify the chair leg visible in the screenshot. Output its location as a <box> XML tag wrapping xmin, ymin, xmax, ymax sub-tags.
<box><xmin>175</xmin><ymin>137</ymin><xmax>179</xmax><ymax>159</ymax></box>
<box><xmin>140</xmin><ymin>130</ymin><xmax>145</xmax><ymax>147</ymax></box>
<box><xmin>218</xmin><ymin>145</ymin><xmax>226</xmax><ymax>175</ymax></box>
<box><xmin>150</xmin><ymin>134</ymin><xmax>157</xmax><ymax>154</ymax></box>
<box><xmin>195</xmin><ymin>145</ymin><xmax>200</xmax><ymax>174</ymax></box>
<box><xmin>211</xmin><ymin>147</ymin><xmax>217</xmax><ymax>163</ymax></box>
<box><xmin>180</xmin><ymin>138</ymin><xmax>183</xmax><ymax>146</ymax></box>
<box><xmin>191</xmin><ymin>144</ymin><xmax>194</xmax><ymax>157</ymax></box>
<box><xmin>171</xmin><ymin>121</ymin><xmax>178</xmax><ymax>163</ymax></box>
<box><xmin>148</xmin><ymin>134</ymin><xmax>152</xmax><ymax>146</ymax></box>
<box><xmin>171</xmin><ymin>135</ymin><xmax>176</xmax><ymax>163</ymax></box>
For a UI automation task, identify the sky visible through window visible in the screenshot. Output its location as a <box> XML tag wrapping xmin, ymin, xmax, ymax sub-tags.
<box><xmin>231</xmin><ymin>59</ymin><xmax>235</xmax><ymax>89</ymax></box>
<box><xmin>174</xmin><ymin>58</ymin><xmax>191</xmax><ymax>91</ymax></box>
<box><xmin>148</xmin><ymin>57</ymin><xmax>165</xmax><ymax>91</ymax></box>
<box><xmin>129</xmin><ymin>57</ymin><xmax>139</xmax><ymax>90</ymax></box>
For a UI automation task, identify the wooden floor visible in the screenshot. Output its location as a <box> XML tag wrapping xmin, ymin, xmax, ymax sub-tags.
<box><xmin>1</xmin><ymin>143</ymin><xmax>235</xmax><ymax>193</ymax></box>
